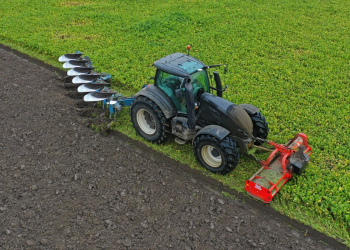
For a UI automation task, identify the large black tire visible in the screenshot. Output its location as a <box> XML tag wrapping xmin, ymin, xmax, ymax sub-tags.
<box><xmin>193</xmin><ymin>135</ymin><xmax>239</xmax><ymax>175</ymax></box>
<box><xmin>250</xmin><ymin>112</ymin><xmax>269</xmax><ymax>145</ymax></box>
<box><xmin>130</xmin><ymin>96</ymin><xmax>171</xmax><ymax>144</ymax></box>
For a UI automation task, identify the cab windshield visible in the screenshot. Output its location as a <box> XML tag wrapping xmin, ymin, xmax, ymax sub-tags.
<box><xmin>156</xmin><ymin>68</ymin><xmax>209</xmax><ymax>114</ymax></box>
<box><xmin>190</xmin><ymin>69</ymin><xmax>209</xmax><ymax>93</ymax></box>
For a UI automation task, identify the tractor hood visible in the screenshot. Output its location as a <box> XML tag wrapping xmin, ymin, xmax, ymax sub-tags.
<box><xmin>226</xmin><ymin>104</ymin><xmax>253</xmax><ymax>137</ymax></box>
<box><xmin>199</xmin><ymin>93</ymin><xmax>253</xmax><ymax>139</ymax></box>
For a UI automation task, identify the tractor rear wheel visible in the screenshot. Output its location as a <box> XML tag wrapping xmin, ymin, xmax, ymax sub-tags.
<box><xmin>250</xmin><ymin>112</ymin><xmax>269</xmax><ymax>145</ymax></box>
<box><xmin>193</xmin><ymin>135</ymin><xmax>239</xmax><ymax>174</ymax></box>
<box><xmin>130</xmin><ymin>96</ymin><xmax>171</xmax><ymax>144</ymax></box>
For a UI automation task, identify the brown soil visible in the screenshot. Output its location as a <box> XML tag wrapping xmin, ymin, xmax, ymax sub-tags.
<box><xmin>0</xmin><ymin>44</ymin><xmax>347</xmax><ymax>250</ymax></box>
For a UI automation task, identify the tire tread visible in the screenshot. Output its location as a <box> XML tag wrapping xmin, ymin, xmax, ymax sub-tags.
<box><xmin>193</xmin><ymin>134</ymin><xmax>239</xmax><ymax>175</ymax></box>
<box><xmin>130</xmin><ymin>96</ymin><xmax>171</xmax><ymax>144</ymax></box>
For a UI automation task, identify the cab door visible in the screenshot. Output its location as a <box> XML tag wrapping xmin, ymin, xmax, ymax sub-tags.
<box><xmin>155</xmin><ymin>70</ymin><xmax>187</xmax><ymax>113</ymax></box>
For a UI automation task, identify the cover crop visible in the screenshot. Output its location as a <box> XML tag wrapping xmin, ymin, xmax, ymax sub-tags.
<box><xmin>1</xmin><ymin>0</ymin><xmax>349</xmax><ymax>245</ymax></box>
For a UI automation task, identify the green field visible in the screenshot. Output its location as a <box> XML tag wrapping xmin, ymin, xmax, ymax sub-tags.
<box><xmin>1</xmin><ymin>0</ymin><xmax>349</xmax><ymax>245</ymax></box>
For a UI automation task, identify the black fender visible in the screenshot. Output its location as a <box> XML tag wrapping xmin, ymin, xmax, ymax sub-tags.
<box><xmin>134</xmin><ymin>84</ymin><xmax>177</xmax><ymax>119</ymax></box>
<box><xmin>193</xmin><ymin>125</ymin><xmax>252</xmax><ymax>152</ymax></box>
<box><xmin>192</xmin><ymin>125</ymin><xmax>230</xmax><ymax>144</ymax></box>
<box><xmin>238</xmin><ymin>104</ymin><xmax>260</xmax><ymax>115</ymax></box>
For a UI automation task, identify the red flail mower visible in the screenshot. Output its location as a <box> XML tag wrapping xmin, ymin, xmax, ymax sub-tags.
<box><xmin>245</xmin><ymin>133</ymin><xmax>312</xmax><ymax>203</ymax></box>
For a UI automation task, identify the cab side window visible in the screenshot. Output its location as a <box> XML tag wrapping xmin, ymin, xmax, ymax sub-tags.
<box><xmin>156</xmin><ymin>71</ymin><xmax>187</xmax><ymax>113</ymax></box>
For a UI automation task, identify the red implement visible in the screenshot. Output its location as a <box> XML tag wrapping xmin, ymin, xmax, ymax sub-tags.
<box><xmin>245</xmin><ymin>133</ymin><xmax>312</xmax><ymax>203</ymax></box>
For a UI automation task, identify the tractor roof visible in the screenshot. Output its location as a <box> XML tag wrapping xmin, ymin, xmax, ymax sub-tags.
<box><xmin>154</xmin><ymin>53</ymin><xmax>207</xmax><ymax>78</ymax></box>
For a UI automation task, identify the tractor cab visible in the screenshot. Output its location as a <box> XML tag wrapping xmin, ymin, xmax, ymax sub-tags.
<box><xmin>154</xmin><ymin>53</ymin><xmax>210</xmax><ymax>114</ymax></box>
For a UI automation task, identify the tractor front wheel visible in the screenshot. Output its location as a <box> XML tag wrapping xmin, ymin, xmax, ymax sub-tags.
<box><xmin>193</xmin><ymin>135</ymin><xmax>239</xmax><ymax>175</ymax></box>
<box><xmin>130</xmin><ymin>96</ymin><xmax>171</xmax><ymax>144</ymax></box>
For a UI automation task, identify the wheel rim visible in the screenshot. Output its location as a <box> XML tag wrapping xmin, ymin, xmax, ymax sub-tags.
<box><xmin>136</xmin><ymin>109</ymin><xmax>156</xmax><ymax>135</ymax></box>
<box><xmin>201</xmin><ymin>145</ymin><xmax>222</xmax><ymax>168</ymax></box>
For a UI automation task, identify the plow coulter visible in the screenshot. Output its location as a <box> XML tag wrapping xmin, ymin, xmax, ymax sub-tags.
<box><xmin>58</xmin><ymin>50</ymin><xmax>313</xmax><ymax>203</ymax></box>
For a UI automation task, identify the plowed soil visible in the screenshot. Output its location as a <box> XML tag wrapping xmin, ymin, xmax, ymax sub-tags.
<box><xmin>0</xmin><ymin>45</ymin><xmax>347</xmax><ymax>250</ymax></box>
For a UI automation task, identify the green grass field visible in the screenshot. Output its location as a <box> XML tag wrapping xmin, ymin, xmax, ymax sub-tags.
<box><xmin>1</xmin><ymin>0</ymin><xmax>349</xmax><ymax>245</ymax></box>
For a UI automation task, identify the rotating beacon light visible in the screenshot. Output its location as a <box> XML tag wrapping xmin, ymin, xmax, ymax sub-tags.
<box><xmin>187</xmin><ymin>45</ymin><xmax>191</xmax><ymax>55</ymax></box>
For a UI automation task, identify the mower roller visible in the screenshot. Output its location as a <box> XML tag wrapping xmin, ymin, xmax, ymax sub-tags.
<box><xmin>58</xmin><ymin>47</ymin><xmax>313</xmax><ymax>203</ymax></box>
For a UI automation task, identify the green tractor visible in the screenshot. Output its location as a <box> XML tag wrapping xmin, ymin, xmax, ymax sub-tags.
<box><xmin>130</xmin><ymin>52</ymin><xmax>269</xmax><ymax>174</ymax></box>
